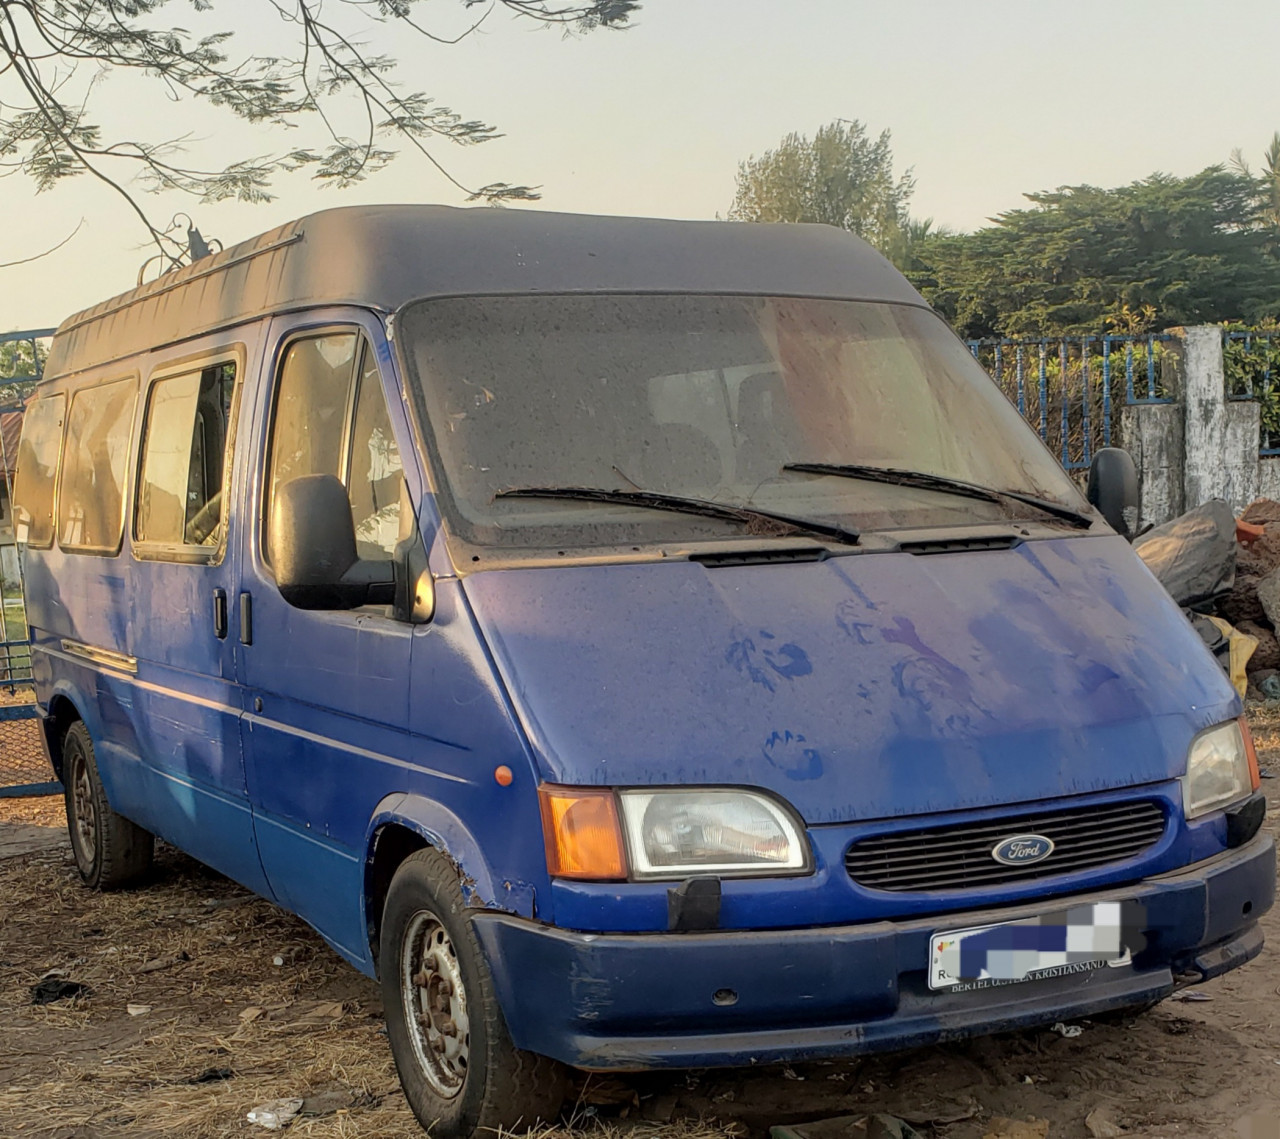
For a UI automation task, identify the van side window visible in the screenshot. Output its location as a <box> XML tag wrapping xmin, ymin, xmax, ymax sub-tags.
<box><xmin>266</xmin><ymin>332</ymin><xmax>404</xmax><ymax>565</ymax></box>
<box><xmin>58</xmin><ymin>378</ymin><xmax>136</xmax><ymax>554</ymax></box>
<box><xmin>12</xmin><ymin>393</ymin><xmax>66</xmax><ymax>549</ymax></box>
<box><xmin>136</xmin><ymin>363</ymin><xmax>236</xmax><ymax>551</ymax></box>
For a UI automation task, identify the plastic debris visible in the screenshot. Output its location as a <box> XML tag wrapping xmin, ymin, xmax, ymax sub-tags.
<box><xmin>126</xmin><ymin>1003</ymin><xmax>152</xmax><ymax>1016</ymax></box>
<box><xmin>781</xmin><ymin>1066</ymin><xmax>804</xmax><ymax>1080</ymax></box>
<box><xmin>30</xmin><ymin>979</ymin><xmax>90</xmax><ymax>1005</ymax></box>
<box><xmin>1169</xmin><ymin>990</ymin><xmax>1213</xmax><ymax>1002</ymax></box>
<box><xmin>247</xmin><ymin>1098</ymin><xmax>304</xmax><ymax>1130</ymax></box>
<box><xmin>271</xmin><ymin>955</ymin><xmax>285</xmax><ymax>967</ymax></box>
<box><xmin>1134</xmin><ymin>500</ymin><xmax>1237</xmax><ymax>608</ymax></box>
<box><xmin>1051</xmin><ymin>1021</ymin><xmax>1083</xmax><ymax>1038</ymax></box>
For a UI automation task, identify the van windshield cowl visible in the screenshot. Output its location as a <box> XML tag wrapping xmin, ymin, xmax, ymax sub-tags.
<box><xmin>398</xmin><ymin>294</ymin><xmax>1093</xmax><ymax>556</ymax></box>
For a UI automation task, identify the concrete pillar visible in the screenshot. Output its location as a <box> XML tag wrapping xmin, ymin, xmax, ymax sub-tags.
<box><xmin>1120</xmin><ymin>403</ymin><xmax>1184</xmax><ymax>526</ymax></box>
<box><xmin>1167</xmin><ymin>325</ymin><xmax>1260</xmax><ymax>513</ymax></box>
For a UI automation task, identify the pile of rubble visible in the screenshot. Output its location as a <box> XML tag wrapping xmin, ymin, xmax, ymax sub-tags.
<box><xmin>1217</xmin><ymin>499</ymin><xmax>1280</xmax><ymax>682</ymax></box>
<box><xmin>1135</xmin><ymin>497</ymin><xmax>1280</xmax><ymax>698</ymax></box>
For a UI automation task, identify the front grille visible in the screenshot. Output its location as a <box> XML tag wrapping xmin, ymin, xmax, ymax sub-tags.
<box><xmin>844</xmin><ymin>799</ymin><xmax>1167</xmax><ymax>892</ymax></box>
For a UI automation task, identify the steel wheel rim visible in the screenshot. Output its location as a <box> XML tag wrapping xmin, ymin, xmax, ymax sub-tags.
<box><xmin>69</xmin><ymin>747</ymin><xmax>96</xmax><ymax>869</ymax></box>
<box><xmin>400</xmin><ymin>911</ymin><xmax>470</xmax><ymax>1098</ymax></box>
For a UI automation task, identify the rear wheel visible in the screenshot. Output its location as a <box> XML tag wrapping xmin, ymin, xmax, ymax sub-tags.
<box><xmin>63</xmin><ymin>721</ymin><xmax>153</xmax><ymax>890</ymax></box>
<box><xmin>379</xmin><ymin>848</ymin><xmax>567</xmax><ymax>1138</ymax></box>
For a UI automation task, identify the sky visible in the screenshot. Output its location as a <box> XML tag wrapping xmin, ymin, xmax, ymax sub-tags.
<box><xmin>3</xmin><ymin>0</ymin><xmax>1279</xmax><ymax>331</ymax></box>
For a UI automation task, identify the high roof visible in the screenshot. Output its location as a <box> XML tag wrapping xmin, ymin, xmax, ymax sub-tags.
<box><xmin>44</xmin><ymin>204</ymin><xmax>926</xmax><ymax>382</ymax></box>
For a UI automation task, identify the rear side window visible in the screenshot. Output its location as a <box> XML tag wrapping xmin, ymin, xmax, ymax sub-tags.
<box><xmin>58</xmin><ymin>378</ymin><xmax>137</xmax><ymax>554</ymax></box>
<box><xmin>12</xmin><ymin>394</ymin><xmax>66</xmax><ymax>548</ymax></box>
<box><xmin>136</xmin><ymin>362</ymin><xmax>237</xmax><ymax>554</ymax></box>
<box><xmin>266</xmin><ymin>332</ymin><xmax>405</xmax><ymax>565</ymax></box>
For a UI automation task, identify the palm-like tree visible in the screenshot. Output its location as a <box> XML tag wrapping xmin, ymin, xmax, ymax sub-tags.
<box><xmin>1230</xmin><ymin>132</ymin><xmax>1280</xmax><ymax>227</ymax></box>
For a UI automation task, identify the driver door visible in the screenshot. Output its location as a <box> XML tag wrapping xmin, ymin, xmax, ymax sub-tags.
<box><xmin>237</xmin><ymin>313</ymin><xmax>414</xmax><ymax>963</ymax></box>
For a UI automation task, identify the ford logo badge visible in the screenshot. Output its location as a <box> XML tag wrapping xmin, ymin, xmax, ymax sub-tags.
<box><xmin>991</xmin><ymin>834</ymin><xmax>1055</xmax><ymax>866</ymax></box>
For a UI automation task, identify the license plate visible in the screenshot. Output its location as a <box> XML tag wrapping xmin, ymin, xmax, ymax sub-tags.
<box><xmin>928</xmin><ymin>901</ymin><xmax>1129</xmax><ymax>992</ymax></box>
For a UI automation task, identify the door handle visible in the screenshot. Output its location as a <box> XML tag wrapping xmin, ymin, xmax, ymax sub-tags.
<box><xmin>239</xmin><ymin>592</ymin><xmax>253</xmax><ymax>646</ymax></box>
<box><xmin>212</xmin><ymin>588</ymin><xmax>227</xmax><ymax>640</ymax></box>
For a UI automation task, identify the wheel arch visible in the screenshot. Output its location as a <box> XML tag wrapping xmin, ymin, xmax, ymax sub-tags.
<box><xmin>40</xmin><ymin>692</ymin><xmax>84</xmax><ymax>781</ymax></box>
<box><xmin>363</xmin><ymin>794</ymin><xmax>537</xmax><ymax>970</ymax></box>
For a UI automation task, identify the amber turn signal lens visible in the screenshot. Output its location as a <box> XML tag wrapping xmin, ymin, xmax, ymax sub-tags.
<box><xmin>1239</xmin><ymin>716</ymin><xmax>1261</xmax><ymax>791</ymax></box>
<box><xmin>539</xmin><ymin>786</ymin><xmax>627</xmax><ymax>881</ymax></box>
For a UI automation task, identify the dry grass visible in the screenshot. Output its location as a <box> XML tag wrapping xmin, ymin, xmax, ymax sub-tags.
<box><xmin>0</xmin><ymin>835</ymin><xmax>421</xmax><ymax>1138</ymax></box>
<box><xmin>0</xmin><ymin>816</ymin><xmax>740</xmax><ymax>1138</ymax></box>
<box><xmin>0</xmin><ymin>791</ymin><xmax>64</xmax><ymax>828</ymax></box>
<box><xmin>4</xmin><ymin>704</ymin><xmax>1280</xmax><ymax>1137</ymax></box>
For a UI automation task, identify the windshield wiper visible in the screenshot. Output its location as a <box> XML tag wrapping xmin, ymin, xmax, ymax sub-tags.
<box><xmin>494</xmin><ymin>485</ymin><xmax>860</xmax><ymax>546</ymax></box>
<box><xmin>782</xmin><ymin>463</ymin><xmax>1093</xmax><ymax>529</ymax></box>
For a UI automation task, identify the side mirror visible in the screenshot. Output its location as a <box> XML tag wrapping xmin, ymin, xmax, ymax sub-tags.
<box><xmin>1087</xmin><ymin>447</ymin><xmax>1140</xmax><ymax>540</ymax></box>
<box><xmin>270</xmin><ymin>474</ymin><xmax>394</xmax><ymax>609</ymax></box>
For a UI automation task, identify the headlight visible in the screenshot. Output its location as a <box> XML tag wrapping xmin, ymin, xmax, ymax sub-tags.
<box><xmin>1182</xmin><ymin>719</ymin><xmax>1258</xmax><ymax>820</ymax></box>
<box><xmin>617</xmin><ymin>789</ymin><xmax>811</xmax><ymax>879</ymax></box>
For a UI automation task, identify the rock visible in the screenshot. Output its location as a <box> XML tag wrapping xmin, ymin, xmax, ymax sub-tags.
<box><xmin>1085</xmin><ymin>1106</ymin><xmax>1126</xmax><ymax>1137</ymax></box>
<box><xmin>1241</xmin><ymin>498</ymin><xmax>1280</xmax><ymax>528</ymax></box>
<box><xmin>1219</xmin><ymin>574</ymin><xmax>1267</xmax><ymax>625</ymax></box>
<box><xmin>1256</xmin><ymin>567</ymin><xmax>1280</xmax><ymax>628</ymax></box>
<box><xmin>1263</xmin><ymin>674</ymin><xmax>1280</xmax><ymax>702</ymax></box>
<box><xmin>299</xmin><ymin>1089</ymin><xmax>352</xmax><ymax>1117</ymax></box>
<box><xmin>1238</xmin><ymin>627</ymin><xmax>1280</xmax><ymax>672</ymax></box>
<box><xmin>771</xmin><ymin>1116</ymin><xmax>922</xmax><ymax>1139</ymax></box>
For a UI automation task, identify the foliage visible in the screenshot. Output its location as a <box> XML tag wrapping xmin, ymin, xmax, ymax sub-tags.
<box><xmin>0</xmin><ymin>337</ymin><xmax>43</xmax><ymax>381</ymax></box>
<box><xmin>909</xmin><ymin>167</ymin><xmax>1280</xmax><ymax>339</ymax></box>
<box><xmin>0</xmin><ymin>0</ymin><xmax>637</xmax><ymax>267</ymax></box>
<box><xmin>1231</xmin><ymin>133</ymin><xmax>1280</xmax><ymax>229</ymax></box>
<box><xmin>1222</xmin><ymin>321</ymin><xmax>1280</xmax><ymax>444</ymax></box>
<box><xmin>727</xmin><ymin>120</ymin><xmax>922</xmax><ymax>262</ymax></box>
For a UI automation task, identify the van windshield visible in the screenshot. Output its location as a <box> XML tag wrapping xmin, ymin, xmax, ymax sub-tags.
<box><xmin>399</xmin><ymin>295</ymin><xmax>1089</xmax><ymax>553</ymax></box>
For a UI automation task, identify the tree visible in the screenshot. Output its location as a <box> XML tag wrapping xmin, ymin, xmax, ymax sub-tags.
<box><xmin>909</xmin><ymin>168</ymin><xmax>1280</xmax><ymax>338</ymax></box>
<box><xmin>0</xmin><ymin>1</ymin><xmax>637</xmax><ymax>269</ymax></box>
<box><xmin>727</xmin><ymin>119</ymin><xmax>919</xmax><ymax>261</ymax></box>
<box><xmin>1231</xmin><ymin>132</ymin><xmax>1280</xmax><ymax>228</ymax></box>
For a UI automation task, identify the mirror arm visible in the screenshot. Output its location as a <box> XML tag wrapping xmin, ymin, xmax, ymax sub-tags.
<box><xmin>393</xmin><ymin>523</ymin><xmax>434</xmax><ymax>624</ymax></box>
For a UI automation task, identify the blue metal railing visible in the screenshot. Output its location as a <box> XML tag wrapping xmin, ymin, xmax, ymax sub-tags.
<box><xmin>0</xmin><ymin>328</ymin><xmax>54</xmax><ymax>795</ymax></box>
<box><xmin>968</xmin><ymin>333</ymin><xmax>1172</xmax><ymax>470</ymax></box>
<box><xmin>1223</xmin><ymin>330</ymin><xmax>1280</xmax><ymax>455</ymax></box>
<box><xmin>0</xmin><ymin>327</ymin><xmax>55</xmax><ymax>386</ymax></box>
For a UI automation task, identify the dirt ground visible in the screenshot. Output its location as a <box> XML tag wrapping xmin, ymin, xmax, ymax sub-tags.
<box><xmin>3</xmin><ymin>717</ymin><xmax>1280</xmax><ymax>1139</ymax></box>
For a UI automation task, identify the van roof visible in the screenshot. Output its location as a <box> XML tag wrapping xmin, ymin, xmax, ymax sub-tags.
<box><xmin>44</xmin><ymin>204</ymin><xmax>926</xmax><ymax>381</ymax></box>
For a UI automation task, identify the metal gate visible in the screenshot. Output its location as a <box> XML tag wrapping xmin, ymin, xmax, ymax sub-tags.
<box><xmin>0</xmin><ymin>327</ymin><xmax>60</xmax><ymax>798</ymax></box>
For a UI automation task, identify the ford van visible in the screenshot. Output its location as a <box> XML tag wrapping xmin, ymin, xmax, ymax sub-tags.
<box><xmin>13</xmin><ymin>205</ymin><xmax>1274</xmax><ymax>1138</ymax></box>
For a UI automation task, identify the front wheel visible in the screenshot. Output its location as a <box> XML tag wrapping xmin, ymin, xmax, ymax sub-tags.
<box><xmin>379</xmin><ymin>848</ymin><xmax>567</xmax><ymax>1138</ymax></box>
<box><xmin>63</xmin><ymin>720</ymin><xmax>153</xmax><ymax>890</ymax></box>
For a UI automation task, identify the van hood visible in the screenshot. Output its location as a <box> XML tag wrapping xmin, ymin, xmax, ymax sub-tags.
<box><xmin>461</xmin><ymin>536</ymin><xmax>1237</xmax><ymax>824</ymax></box>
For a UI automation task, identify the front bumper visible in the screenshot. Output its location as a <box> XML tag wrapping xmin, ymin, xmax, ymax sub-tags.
<box><xmin>473</xmin><ymin>831</ymin><xmax>1275</xmax><ymax>1070</ymax></box>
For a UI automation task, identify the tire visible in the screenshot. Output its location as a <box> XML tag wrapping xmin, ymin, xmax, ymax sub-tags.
<box><xmin>379</xmin><ymin>848</ymin><xmax>567</xmax><ymax>1138</ymax></box>
<box><xmin>63</xmin><ymin>720</ymin><xmax>154</xmax><ymax>890</ymax></box>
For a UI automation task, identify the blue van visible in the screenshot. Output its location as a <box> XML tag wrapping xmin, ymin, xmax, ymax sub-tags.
<box><xmin>14</xmin><ymin>206</ymin><xmax>1274</xmax><ymax>1137</ymax></box>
